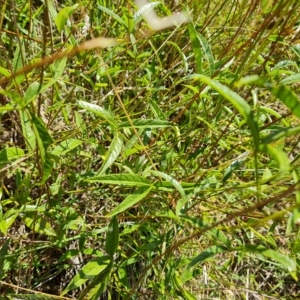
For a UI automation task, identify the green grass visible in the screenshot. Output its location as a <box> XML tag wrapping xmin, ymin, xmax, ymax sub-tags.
<box><xmin>0</xmin><ymin>0</ymin><xmax>300</xmax><ymax>299</ymax></box>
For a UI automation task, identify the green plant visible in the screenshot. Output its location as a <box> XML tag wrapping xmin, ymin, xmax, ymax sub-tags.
<box><xmin>1</xmin><ymin>0</ymin><xmax>300</xmax><ymax>299</ymax></box>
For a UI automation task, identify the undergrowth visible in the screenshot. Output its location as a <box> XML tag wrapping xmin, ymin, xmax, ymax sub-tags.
<box><xmin>0</xmin><ymin>0</ymin><xmax>300</xmax><ymax>299</ymax></box>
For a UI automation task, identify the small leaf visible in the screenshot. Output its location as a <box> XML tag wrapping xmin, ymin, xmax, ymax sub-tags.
<box><xmin>105</xmin><ymin>216</ymin><xmax>119</xmax><ymax>256</ymax></box>
<box><xmin>197</xmin><ymin>32</ymin><xmax>214</xmax><ymax>76</ymax></box>
<box><xmin>23</xmin><ymin>212</ymin><xmax>56</xmax><ymax>236</ymax></box>
<box><xmin>31</xmin><ymin>113</ymin><xmax>53</xmax><ymax>150</ymax></box>
<box><xmin>279</xmin><ymin>73</ymin><xmax>300</xmax><ymax>85</ymax></box>
<box><xmin>118</xmin><ymin>119</ymin><xmax>173</xmax><ymax>129</ymax></box>
<box><xmin>187</xmin><ymin>245</ymin><xmax>227</xmax><ymax>269</ymax></box>
<box><xmin>262</xmin><ymin>125</ymin><xmax>300</xmax><ymax>144</ymax></box>
<box><xmin>61</xmin><ymin>256</ymin><xmax>111</xmax><ymax>295</ymax></box>
<box><xmin>188</xmin><ymin>75</ymin><xmax>260</xmax><ymax>151</ymax></box>
<box><xmin>270</xmin><ymin>85</ymin><xmax>300</xmax><ymax>119</ymax></box>
<box><xmin>78</xmin><ymin>100</ymin><xmax>116</xmax><ymax>127</ymax></box>
<box><xmin>0</xmin><ymin>147</ymin><xmax>25</xmax><ymax>168</ymax></box>
<box><xmin>181</xmin><ymin>215</ymin><xmax>231</xmax><ymax>247</ymax></box>
<box><xmin>55</xmin><ymin>4</ymin><xmax>79</xmax><ymax>33</ymax></box>
<box><xmin>40</xmin><ymin>57</ymin><xmax>68</xmax><ymax>93</ymax></box>
<box><xmin>78</xmin><ymin>260</ymin><xmax>113</xmax><ymax>300</ymax></box>
<box><xmin>260</xmin><ymin>144</ymin><xmax>290</xmax><ymax>173</ymax></box>
<box><xmin>237</xmin><ymin>244</ymin><xmax>297</xmax><ymax>280</ymax></box>
<box><xmin>20</xmin><ymin>109</ymin><xmax>36</xmax><ymax>153</ymax></box>
<box><xmin>98</xmin><ymin>5</ymin><xmax>126</xmax><ymax>27</ymax></box>
<box><xmin>107</xmin><ymin>186</ymin><xmax>152</xmax><ymax>217</ymax></box>
<box><xmin>41</xmin><ymin>153</ymin><xmax>54</xmax><ymax>184</ymax></box>
<box><xmin>87</xmin><ymin>174</ymin><xmax>151</xmax><ymax>186</ymax></box>
<box><xmin>31</xmin><ymin>113</ymin><xmax>53</xmax><ymax>168</ymax></box>
<box><xmin>0</xmin><ymin>239</ymin><xmax>10</xmax><ymax>280</ymax></box>
<box><xmin>24</xmin><ymin>82</ymin><xmax>41</xmax><ymax>106</ymax></box>
<box><xmin>51</xmin><ymin>138</ymin><xmax>83</xmax><ymax>156</ymax></box>
<box><xmin>150</xmin><ymin>170</ymin><xmax>187</xmax><ymax>215</ymax></box>
<box><xmin>98</xmin><ymin>133</ymin><xmax>123</xmax><ymax>175</ymax></box>
<box><xmin>188</xmin><ymin>23</ymin><xmax>202</xmax><ymax>73</ymax></box>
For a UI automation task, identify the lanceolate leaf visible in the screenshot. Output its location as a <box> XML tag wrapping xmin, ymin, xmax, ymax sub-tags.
<box><xmin>118</xmin><ymin>119</ymin><xmax>173</xmax><ymax>129</ymax></box>
<box><xmin>23</xmin><ymin>212</ymin><xmax>56</xmax><ymax>237</ymax></box>
<box><xmin>31</xmin><ymin>113</ymin><xmax>53</xmax><ymax>167</ymax></box>
<box><xmin>0</xmin><ymin>239</ymin><xmax>10</xmax><ymax>280</ymax></box>
<box><xmin>87</xmin><ymin>174</ymin><xmax>151</xmax><ymax>186</ymax></box>
<box><xmin>105</xmin><ymin>216</ymin><xmax>119</xmax><ymax>256</ymax></box>
<box><xmin>31</xmin><ymin>113</ymin><xmax>53</xmax><ymax>150</ymax></box>
<box><xmin>181</xmin><ymin>215</ymin><xmax>231</xmax><ymax>247</ymax></box>
<box><xmin>197</xmin><ymin>33</ymin><xmax>214</xmax><ymax>76</ymax></box>
<box><xmin>188</xmin><ymin>23</ymin><xmax>202</xmax><ymax>74</ymax></box>
<box><xmin>0</xmin><ymin>147</ymin><xmax>25</xmax><ymax>168</ymax></box>
<box><xmin>78</xmin><ymin>100</ymin><xmax>116</xmax><ymax>127</ymax></box>
<box><xmin>187</xmin><ymin>245</ymin><xmax>228</xmax><ymax>269</ymax></box>
<box><xmin>98</xmin><ymin>133</ymin><xmax>123</xmax><ymax>175</ymax></box>
<box><xmin>236</xmin><ymin>244</ymin><xmax>297</xmax><ymax>280</ymax></box>
<box><xmin>61</xmin><ymin>256</ymin><xmax>111</xmax><ymax>296</ymax></box>
<box><xmin>55</xmin><ymin>4</ymin><xmax>79</xmax><ymax>33</ymax></box>
<box><xmin>107</xmin><ymin>186</ymin><xmax>152</xmax><ymax>217</ymax></box>
<box><xmin>262</xmin><ymin>125</ymin><xmax>300</xmax><ymax>144</ymax></box>
<box><xmin>98</xmin><ymin>5</ymin><xmax>126</xmax><ymax>27</ymax></box>
<box><xmin>51</xmin><ymin>138</ymin><xmax>83</xmax><ymax>156</ymax></box>
<box><xmin>77</xmin><ymin>260</ymin><xmax>113</xmax><ymax>300</ymax></box>
<box><xmin>150</xmin><ymin>170</ymin><xmax>187</xmax><ymax>215</ymax></box>
<box><xmin>270</xmin><ymin>85</ymin><xmax>300</xmax><ymax>119</ymax></box>
<box><xmin>20</xmin><ymin>109</ymin><xmax>36</xmax><ymax>153</ymax></box>
<box><xmin>190</xmin><ymin>75</ymin><xmax>260</xmax><ymax>151</ymax></box>
<box><xmin>259</xmin><ymin>144</ymin><xmax>290</xmax><ymax>173</ymax></box>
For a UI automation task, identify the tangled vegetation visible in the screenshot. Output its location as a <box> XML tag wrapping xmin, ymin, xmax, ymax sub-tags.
<box><xmin>1</xmin><ymin>0</ymin><xmax>300</xmax><ymax>299</ymax></box>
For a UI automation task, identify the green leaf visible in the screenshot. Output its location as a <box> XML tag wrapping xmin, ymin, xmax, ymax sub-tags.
<box><xmin>190</xmin><ymin>75</ymin><xmax>260</xmax><ymax>151</ymax></box>
<box><xmin>0</xmin><ymin>66</ymin><xmax>10</xmax><ymax>77</ymax></box>
<box><xmin>78</xmin><ymin>260</ymin><xmax>113</xmax><ymax>300</ymax></box>
<box><xmin>166</xmin><ymin>41</ymin><xmax>188</xmax><ymax>72</ymax></box>
<box><xmin>23</xmin><ymin>212</ymin><xmax>56</xmax><ymax>236</ymax></box>
<box><xmin>87</xmin><ymin>174</ymin><xmax>151</xmax><ymax>186</ymax></box>
<box><xmin>31</xmin><ymin>113</ymin><xmax>53</xmax><ymax>167</ymax></box>
<box><xmin>150</xmin><ymin>170</ymin><xmax>187</xmax><ymax>215</ymax></box>
<box><xmin>188</xmin><ymin>23</ymin><xmax>202</xmax><ymax>73</ymax></box>
<box><xmin>0</xmin><ymin>147</ymin><xmax>25</xmax><ymax>168</ymax></box>
<box><xmin>259</xmin><ymin>144</ymin><xmax>290</xmax><ymax>173</ymax></box>
<box><xmin>98</xmin><ymin>5</ymin><xmax>126</xmax><ymax>27</ymax></box>
<box><xmin>20</xmin><ymin>109</ymin><xmax>36</xmax><ymax>153</ymax></box>
<box><xmin>262</xmin><ymin>125</ymin><xmax>300</xmax><ymax>144</ymax></box>
<box><xmin>61</xmin><ymin>256</ymin><xmax>111</xmax><ymax>295</ymax></box>
<box><xmin>31</xmin><ymin>113</ymin><xmax>53</xmax><ymax>150</ymax></box>
<box><xmin>40</xmin><ymin>57</ymin><xmax>68</xmax><ymax>93</ymax></box>
<box><xmin>118</xmin><ymin>119</ymin><xmax>173</xmax><ymax>129</ymax></box>
<box><xmin>186</xmin><ymin>245</ymin><xmax>227</xmax><ymax>269</ymax></box>
<box><xmin>41</xmin><ymin>153</ymin><xmax>54</xmax><ymax>184</ymax></box>
<box><xmin>270</xmin><ymin>85</ymin><xmax>300</xmax><ymax>119</ymax></box>
<box><xmin>279</xmin><ymin>73</ymin><xmax>300</xmax><ymax>85</ymax></box>
<box><xmin>98</xmin><ymin>133</ymin><xmax>123</xmax><ymax>175</ymax></box>
<box><xmin>55</xmin><ymin>4</ymin><xmax>79</xmax><ymax>33</ymax></box>
<box><xmin>23</xmin><ymin>82</ymin><xmax>41</xmax><ymax>106</ymax></box>
<box><xmin>236</xmin><ymin>244</ymin><xmax>297</xmax><ymax>280</ymax></box>
<box><xmin>107</xmin><ymin>186</ymin><xmax>152</xmax><ymax>217</ymax></box>
<box><xmin>0</xmin><ymin>239</ymin><xmax>10</xmax><ymax>280</ymax></box>
<box><xmin>78</xmin><ymin>100</ymin><xmax>116</xmax><ymax>127</ymax></box>
<box><xmin>180</xmin><ymin>215</ymin><xmax>231</xmax><ymax>247</ymax></box>
<box><xmin>0</xmin><ymin>209</ymin><xmax>19</xmax><ymax>235</ymax></box>
<box><xmin>197</xmin><ymin>32</ymin><xmax>214</xmax><ymax>76</ymax></box>
<box><xmin>105</xmin><ymin>216</ymin><xmax>119</xmax><ymax>256</ymax></box>
<box><xmin>51</xmin><ymin>138</ymin><xmax>83</xmax><ymax>156</ymax></box>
